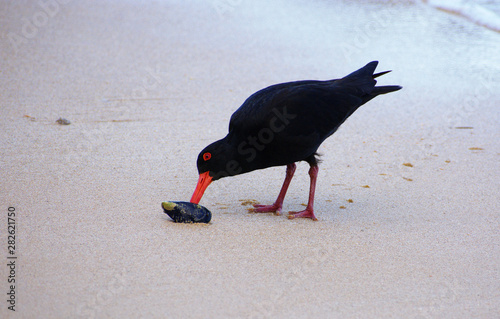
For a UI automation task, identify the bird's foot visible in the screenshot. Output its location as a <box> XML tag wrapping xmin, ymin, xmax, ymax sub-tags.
<box><xmin>288</xmin><ymin>209</ymin><xmax>318</xmax><ymax>221</ymax></box>
<box><xmin>252</xmin><ymin>203</ymin><xmax>282</xmax><ymax>215</ymax></box>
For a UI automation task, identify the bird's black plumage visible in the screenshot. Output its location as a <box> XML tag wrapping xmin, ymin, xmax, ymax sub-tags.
<box><xmin>196</xmin><ymin>61</ymin><xmax>401</xmax><ymax>180</ymax></box>
<box><xmin>190</xmin><ymin>61</ymin><xmax>401</xmax><ymax>220</ymax></box>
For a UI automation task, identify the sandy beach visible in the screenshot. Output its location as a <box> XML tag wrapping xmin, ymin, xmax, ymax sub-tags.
<box><xmin>1</xmin><ymin>0</ymin><xmax>499</xmax><ymax>318</ymax></box>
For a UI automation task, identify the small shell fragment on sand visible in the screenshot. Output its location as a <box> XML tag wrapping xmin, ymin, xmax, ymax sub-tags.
<box><xmin>56</xmin><ymin>117</ymin><xmax>71</xmax><ymax>125</ymax></box>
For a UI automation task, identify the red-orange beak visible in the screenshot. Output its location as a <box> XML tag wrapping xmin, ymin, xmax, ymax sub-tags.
<box><xmin>190</xmin><ymin>171</ymin><xmax>213</xmax><ymax>204</ymax></box>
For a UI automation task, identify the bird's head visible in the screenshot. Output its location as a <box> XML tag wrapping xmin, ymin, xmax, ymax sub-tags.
<box><xmin>190</xmin><ymin>139</ymin><xmax>242</xmax><ymax>204</ymax></box>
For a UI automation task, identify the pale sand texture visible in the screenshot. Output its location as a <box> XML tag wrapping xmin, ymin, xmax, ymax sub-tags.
<box><xmin>1</xmin><ymin>0</ymin><xmax>499</xmax><ymax>318</ymax></box>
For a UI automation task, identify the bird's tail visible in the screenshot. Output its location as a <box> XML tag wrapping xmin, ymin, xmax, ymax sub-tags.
<box><xmin>342</xmin><ymin>61</ymin><xmax>402</xmax><ymax>103</ymax></box>
<box><xmin>372</xmin><ymin>64</ymin><xmax>402</xmax><ymax>95</ymax></box>
<box><xmin>371</xmin><ymin>85</ymin><xmax>402</xmax><ymax>95</ymax></box>
<box><xmin>338</xmin><ymin>61</ymin><xmax>402</xmax><ymax>93</ymax></box>
<box><xmin>330</xmin><ymin>61</ymin><xmax>401</xmax><ymax>121</ymax></box>
<box><xmin>373</xmin><ymin>70</ymin><xmax>391</xmax><ymax>78</ymax></box>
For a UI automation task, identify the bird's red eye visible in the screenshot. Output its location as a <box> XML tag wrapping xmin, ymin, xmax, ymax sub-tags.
<box><xmin>203</xmin><ymin>152</ymin><xmax>211</xmax><ymax>161</ymax></box>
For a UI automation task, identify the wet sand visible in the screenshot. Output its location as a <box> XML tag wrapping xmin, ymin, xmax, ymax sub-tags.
<box><xmin>1</xmin><ymin>0</ymin><xmax>499</xmax><ymax>318</ymax></box>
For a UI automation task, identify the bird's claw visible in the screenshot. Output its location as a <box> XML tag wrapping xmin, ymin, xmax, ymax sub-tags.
<box><xmin>288</xmin><ymin>209</ymin><xmax>318</xmax><ymax>221</ymax></box>
<box><xmin>252</xmin><ymin>203</ymin><xmax>282</xmax><ymax>215</ymax></box>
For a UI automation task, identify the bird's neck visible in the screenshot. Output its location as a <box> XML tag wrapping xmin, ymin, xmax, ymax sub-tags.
<box><xmin>214</xmin><ymin>134</ymin><xmax>262</xmax><ymax>179</ymax></box>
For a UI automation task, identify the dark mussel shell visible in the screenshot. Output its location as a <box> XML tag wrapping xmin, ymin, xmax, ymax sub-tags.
<box><xmin>162</xmin><ymin>201</ymin><xmax>212</xmax><ymax>223</ymax></box>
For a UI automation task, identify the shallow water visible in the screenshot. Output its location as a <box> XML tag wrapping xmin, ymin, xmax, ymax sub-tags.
<box><xmin>424</xmin><ymin>0</ymin><xmax>500</xmax><ymax>31</ymax></box>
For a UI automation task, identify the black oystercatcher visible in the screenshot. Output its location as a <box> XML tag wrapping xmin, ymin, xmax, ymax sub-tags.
<box><xmin>190</xmin><ymin>61</ymin><xmax>401</xmax><ymax>220</ymax></box>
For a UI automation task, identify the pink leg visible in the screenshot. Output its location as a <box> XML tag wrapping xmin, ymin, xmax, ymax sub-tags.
<box><xmin>288</xmin><ymin>165</ymin><xmax>318</xmax><ymax>221</ymax></box>
<box><xmin>253</xmin><ymin>163</ymin><xmax>296</xmax><ymax>215</ymax></box>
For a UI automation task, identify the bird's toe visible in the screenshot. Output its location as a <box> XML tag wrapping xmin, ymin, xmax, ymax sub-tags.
<box><xmin>252</xmin><ymin>203</ymin><xmax>282</xmax><ymax>215</ymax></box>
<box><xmin>288</xmin><ymin>209</ymin><xmax>318</xmax><ymax>221</ymax></box>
